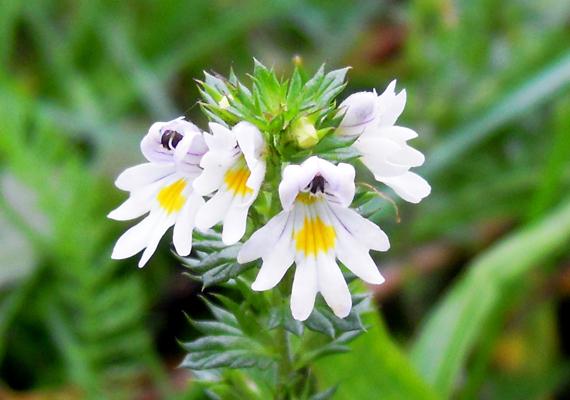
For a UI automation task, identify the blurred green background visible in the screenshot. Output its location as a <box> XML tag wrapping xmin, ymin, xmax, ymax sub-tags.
<box><xmin>1</xmin><ymin>0</ymin><xmax>570</xmax><ymax>399</ymax></box>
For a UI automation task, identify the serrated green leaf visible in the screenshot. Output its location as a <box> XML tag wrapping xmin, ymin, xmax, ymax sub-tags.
<box><xmin>202</xmin><ymin>262</ymin><xmax>254</xmax><ymax>288</ymax></box>
<box><xmin>234</xmin><ymin>276</ymin><xmax>268</xmax><ymax>312</ymax></box>
<box><xmin>286</xmin><ymin>66</ymin><xmax>304</xmax><ymax>113</ymax></box>
<box><xmin>199</xmin><ymin>296</ymin><xmax>239</xmax><ymax>327</ymax></box>
<box><xmin>187</xmin><ymin>317</ymin><xmax>243</xmax><ymax>336</ymax></box>
<box><xmin>252</xmin><ymin>59</ymin><xmax>283</xmax><ymax>114</ymax></box>
<box><xmin>217</xmin><ymin>296</ymin><xmax>262</xmax><ymax>339</ymax></box>
<box><xmin>304</xmin><ymin>309</ymin><xmax>336</xmax><ymax>338</ymax></box>
<box><xmin>312</xmin><ymin>133</ymin><xmax>357</xmax><ymax>154</ymax></box>
<box><xmin>267</xmin><ymin>303</ymin><xmax>304</xmax><ymax>337</ymax></box>
<box><xmin>180</xmin><ymin>335</ymin><xmax>247</xmax><ymax>352</ymax></box>
<box><xmin>318</xmin><ymin>146</ymin><xmax>361</xmax><ymax>162</ymax></box>
<box><xmin>181</xmin><ymin>349</ymin><xmax>270</xmax><ymax>370</ymax></box>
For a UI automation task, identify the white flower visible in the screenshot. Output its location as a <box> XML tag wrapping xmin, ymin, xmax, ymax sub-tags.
<box><xmin>238</xmin><ymin>156</ymin><xmax>388</xmax><ymax>321</ymax></box>
<box><xmin>109</xmin><ymin>117</ymin><xmax>207</xmax><ymax>267</ymax></box>
<box><xmin>193</xmin><ymin>121</ymin><xmax>266</xmax><ymax>245</ymax></box>
<box><xmin>338</xmin><ymin>81</ymin><xmax>431</xmax><ymax>203</ymax></box>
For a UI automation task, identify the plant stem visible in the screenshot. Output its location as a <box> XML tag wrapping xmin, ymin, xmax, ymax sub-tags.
<box><xmin>276</xmin><ymin>325</ymin><xmax>294</xmax><ymax>399</ymax></box>
<box><xmin>275</xmin><ymin>275</ymin><xmax>295</xmax><ymax>399</ymax></box>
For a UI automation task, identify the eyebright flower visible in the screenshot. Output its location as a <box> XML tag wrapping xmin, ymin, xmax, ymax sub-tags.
<box><xmin>193</xmin><ymin>121</ymin><xmax>266</xmax><ymax>245</ymax></box>
<box><xmin>338</xmin><ymin>81</ymin><xmax>431</xmax><ymax>203</ymax></box>
<box><xmin>238</xmin><ymin>156</ymin><xmax>389</xmax><ymax>321</ymax></box>
<box><xmin>109</xmin><ymin>117</ymin><xmax>207</xmax><ymax>267</ymax></box>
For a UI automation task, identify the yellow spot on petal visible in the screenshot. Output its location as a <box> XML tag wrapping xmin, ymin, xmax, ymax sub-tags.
<box><xmin>224</xmin><ymin>166</ymin><xmax>253</xmax><ymax>196</ymax></box>
<box><xmin>157</xmin><ymin>179</ymin><xmax>187</xmax><ymax>214</ymax></box>
<box><xmin>296</xmin><ymin>192</ymin><xmax>319</xmax><ymax>205</ymax></box>
<box><xmin>294</xmin><ymin>217</ymin><xmax>336</xmax><ymax>256</ymax></box>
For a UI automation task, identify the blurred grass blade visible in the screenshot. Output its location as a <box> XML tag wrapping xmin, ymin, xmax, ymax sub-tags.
<box><xmin>315</xmin><ymin>298</ymin><xmax>438</xmax><ymax>400</ymax></box>
<box><xmin>424</xmin><ymin>51</ymin><xmax>570</xmax><ymax>177</ymax></box>
<box><xmin>410</xmin><ymin>197</ymin><xmax>570</xmax><ymax>397</ymax></box>
<box><xmin>526</xmin><ymin>97</ymin><xmax>570</xmax><ymax>221</ymax></box>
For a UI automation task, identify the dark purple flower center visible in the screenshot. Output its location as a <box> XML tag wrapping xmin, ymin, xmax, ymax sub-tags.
<box><xmin>161</xmin><ymin>130</ymin><xmax>183</xmax><ymax>150</ymax></box>
<box><xmin>308</xmin><ymin>175</ymin><xmax>326</xmax><ymax>194</ymax></box>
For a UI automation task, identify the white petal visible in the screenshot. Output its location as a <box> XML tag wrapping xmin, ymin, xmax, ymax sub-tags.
<box><xmin>108</xmin><ymin>175</ymin><xmax>172</xmax><ymax>221</ymax></box>
<box><xmin>115</xmin><ymin>163</ymin><xmax>175</xmax><ymax>191</ymax></box>
<box><xmin>316</xmin><ymin>254</ymin><xmax>352</xmax><ymax>318</ymax></box>
<box><xmin>195</xmin><ymin>190</ymin><xmax>232</xmax><ymax>230</ymax></box>
<box><xmin>381</xmin><ymin>126</ymin><xmax>418</xmax><ymax>142</ymax></box>
<box><xmin>329</xmin><ymin>204</ymin><xmax>390</xmax><ymax>251</ymax></box>
<box><xmin>338</xmin><ymin>91</ymin><xmax>378</xmax><ymax>134</ymax></box>
<box><xmin>173</xmin><ymin>130</ymin><xmax>207</xmax><ymax>175</ymax></box>
<box><xmin>356</xmin><ymin>134</ymin><xmax>402</xmax><ymax>158</ymax></box>
<box><xmin>138</xmin><ymin>212</ymin><xmax>176</xmax><ymax>268</ymax></box>
<box><xmin>386</xmin><ymin>144</ymin><xmax>425</xmax><ymax>167</ymax></box>
<box><xmin>290</xmin><ymin>256</ymin><xmax>318</xmax><ymax>321</ymax></box>
<box><xmin>320</xmin><ymin>161</ymin><xmax>355</xmax><ymax>208</ymax></box>
<box><xmin>279</xmin><ymin>164</ymin><xmax>316</xmax><ymax>210</ymax></box>
<box><xmin>356</xmin><ymin>135</ymin><xmax>411</xmax><ymax>178</ymax></box>
<box><xmin>207</xmin><ymin>122</ymin><xmax>236</xmax><ymax>149</ymax></box>
<box><xmin>251</xmin><ymin>214</ymin><xmax>295</xmax><ymax>290</ymax></box>
<box><xmin>173</xmin><ymin>192</ymin><xmax>203</xmax><ymax>256</ymax></box>
<box><xmin>245</xmin><ymin>161</ymin><xmax>266</xmax><ymax>196</ymax></box>
<box><xmin>377</xmin><ymin>81</ymin><xmax>406</xmax><ymax>127</ymax></box>
<box><xmin>221</xmin><ymin>202</ymin><xmax>249</xmax><ymax>244</ymax></box>
<box><xmin>380</xmin><ymin>171</ymin><xmax>431</xmax><ymax>203</ymax></box>
<box><xmin>193</xmin><ymin>152</ymin><xmax>232</xmax><ymax>195</ymax></box>
<box><xmin>111</xmin><ymin>212</ymin><xmax>158</xmax><ymax>260</ymax></box>
<box><xmin>108</xmin><ymin>198</ymin><xmax>149</xmax><ymax>222</ymax></box>
<box><xmin>360</xmin><ymin>151</ymin><xmax>410</xmax><ymax>178</ymax></box>
<box><xmin>238</xmin><ymin>211</ymin><xmax>290</xmax><ymax>263</ymax></box>
<box><xmin>235</xmin><ymin>121</ymin><xmax>264</xmax><ymax>170</ymax></box>
<box><xmin>332</xmin><ymin>222</ymin><xmax>385</xmax><ymax>284</ymax></box>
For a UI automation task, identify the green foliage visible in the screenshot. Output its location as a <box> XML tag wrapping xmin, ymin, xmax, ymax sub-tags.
<box><xmin>0</xmin><ymin>89</ymin><xmax>165</xmax><ymax>398</ymax></box>
<box><xmin>1</xmin><ymin>0</ymin><xmax>570</xmax><ymax>398</ymax></box>
<box><xmin>410</xmin><ymin>197</ymin><xmax>570</xmax><ymax>398</ymax></box>
<box><xmin>179</xmin><ymin>286</ymin><xmax>368</xmax><ymax>399</ymax></box>
<box><xmin>314</xmin><ymin>288</ymin><xmax>439</xmax><ymax>400</ymax></box>
<box><xmin>198</xmin><ymin>61</ymin><xmax>349</xmax><ymax>160</ymax></box>
<box><xmin>178</xmin><ymin>231</ymin><xmax>255</xmax><ymax>288</ymax></box>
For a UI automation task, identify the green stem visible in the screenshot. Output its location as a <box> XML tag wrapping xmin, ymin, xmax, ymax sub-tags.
<box><xmin>276</xmin><ymin>324</ymin><xmax>294</xmax><ymax>399</ymax></box>
<box><xmin>275</xmin><ymin>278</ymin><xmax>295</xmax><ymax>399</ymax></box>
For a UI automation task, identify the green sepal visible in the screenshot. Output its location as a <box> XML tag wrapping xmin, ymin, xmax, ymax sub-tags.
<box><xmin>176</xmin><ymin>238</ymin><xmax>256</xmax><ymax>288</ymax></box>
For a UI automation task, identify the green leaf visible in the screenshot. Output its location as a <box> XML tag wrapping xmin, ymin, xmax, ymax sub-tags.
<box><xmin>410</xmin><ymin>197</ymin><xmax>570</xmax><ymax>398</ymax></box>
<box><xmin>304</xmin><ymin>310</ymin><xmax>336</xmax><ymax>338</ymax></box>
<box><xmin>318</xmin><ymin>146</ymin><xmax>361</xmax><ymax>162</ymax></box>
<box><xmin>178</xmin><ymin>242</ymin><xmax>256</xmax><ymax>288</ymax></box>
<box><xmin>286</xmin><ymin>66</ymin><xmax>304</xmax><ymax>113</ymax></box>
<box><xmin>312</xmin><ymin>133</ymin><xmax>357</xmax><ymax>154</ymax></box>
<box><xmin>267</xmin><ymin>305</ymin><xmax>304</xmax><ymax>337</ymax></box>
<box><xmin>251</xmin><ymin>58</ymin><xmax>284</xmax><ymax>114</ymax></box>
<box><xmin>181</xmin><ymin>296</ymin><xmax>275</xmax><ymax>372</ymax></box>
<box><xmin>181</xmin><ymin>349</ymin><xmax>271</xmax><ymax>370</ymax></box>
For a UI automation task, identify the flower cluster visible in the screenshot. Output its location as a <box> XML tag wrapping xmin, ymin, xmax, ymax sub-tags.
<box><xmin>109</xmin><ymin>62</ymin><xmax>430</xmax><ymax>321</ymax></box>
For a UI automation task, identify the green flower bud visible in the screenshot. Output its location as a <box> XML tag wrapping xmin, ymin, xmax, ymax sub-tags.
<box><xmin>290</xmin><ymin>116</ymin><xmax>318</xmax><ymax>149</ymax></box>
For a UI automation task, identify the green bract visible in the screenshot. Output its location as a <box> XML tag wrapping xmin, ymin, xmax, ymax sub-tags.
<box><xmin>198</xmin><ymin>60</ymin><xmax>354</xmax><ymax>163</ymax></box>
